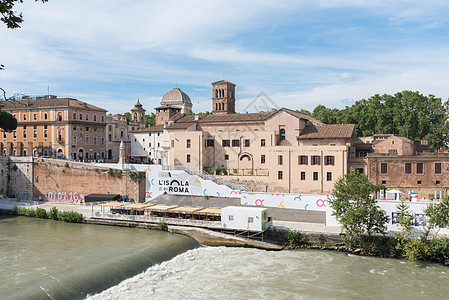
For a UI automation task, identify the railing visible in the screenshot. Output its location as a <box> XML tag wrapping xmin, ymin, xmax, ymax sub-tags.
<box><xmin>94</xmin><ymin>212</ymin><xmax>220</xmax><ymax>227</ymax></box>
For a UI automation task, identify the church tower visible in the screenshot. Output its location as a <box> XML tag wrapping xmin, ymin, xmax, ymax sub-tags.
<box><xmin>212</xmin><ymin>80</ymin><xmax>236</xmax><ymax>115</ymax></box>
<box><xmin>130</xmin><ymin>99</ymin><xmax>146</xmax><ymax>127</ymax></box>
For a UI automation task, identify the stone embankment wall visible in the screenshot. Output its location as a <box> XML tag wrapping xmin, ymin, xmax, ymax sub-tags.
<box><xmin>0</xmin><ymin>156</ymin><xmax>34</xmax><ymax>200</ymax></box>
<box><xmin>33</xmin><ymin>158</ymin><xmax>145</xmax><ymax>203</ymax></box>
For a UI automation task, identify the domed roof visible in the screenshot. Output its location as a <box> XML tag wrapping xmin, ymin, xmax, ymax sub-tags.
<box><xmin>131</xmin><ymin>99</ymin><xmax>145</xmax><ymax>111</ymax></box>
<box><xmin>161</xmin><ymin>88</ymin><xmax>192</xmax><ymax>106</ymax></box>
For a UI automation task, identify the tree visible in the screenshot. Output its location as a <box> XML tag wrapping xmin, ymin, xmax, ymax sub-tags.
<box><xmin>123</xmin><ymin>112</ymin><xmax>131</xmax><ymax>122</ymax></box>
<box><xmin>425</xmin><ymin>196</ymin><xmax>449</xmax><ymax>239</ymax></box>
<box><xmin>0</xmin><ymin>109</ymin><xmax>17</xmax><ymax>131</ymax></box>
<box><xmin>1</xmin><ymin>0</ymin><xmax>48</xmax><ymax>29</ymax></box>
<box><xmin>145</xmin><ymin>112</ymin><xmax>155</xmax><ymax>127</ymax></box>
<box><xmin>329</xmin><ymin>169</ymin><xmax>389</xmax><ymax>244</ymax></box>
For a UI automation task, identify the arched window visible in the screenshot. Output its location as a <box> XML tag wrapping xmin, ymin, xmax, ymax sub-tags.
<box><xmin>23</xmin><ymin>150</ymin><xmax>27</xmax><ymax>156</ymax></box>
<box><xmin>240</xmin><ymin>154</ymin><xmax>251</xmax><ymax>161</ymax></box>
<box><xmin>215</xmin><ymin>90</ymin><xmax>219</xmax><ymax>98</ymax></box>
<box><xmin>134</xmin><ymin>113</ymin><xmax>137</xmax><ymax>121</ymax></box>
<box><xmin>280</xmin><ymin>128</ymin><xmax>286</xmax><ymax>140</ymax></box>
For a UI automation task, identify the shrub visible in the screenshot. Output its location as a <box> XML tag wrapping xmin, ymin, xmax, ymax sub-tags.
<box><xmin>64</xmin><ymin>162</ymin><xmax>69</xmax><ymax>168</ymax></box>
<box><xmin>58</xmin><ymin>211</ymin><xmax>84</xmax><ymax>223</ymax></box>
<box><xmin>129</xmin><ymin>171</ymin><xmax>143</xmax><ymax>183</ymax></box>
<box><xmin>284</xmin><ymin>230</ymin><xmax>308</xmax><ymax>246</ymax></box>
<box><xmin>49</xmin><ymin>207</ymin><xmax>59</xmax><ymax>220</ymax></box>
<box><xmin>12</xmin><ymin>204</ymin><xmax>18</xmax><ymax>214</ymax></box>
<box><xmin>35</xmin><ymin>207</ymin><xmax>47</xmax><ymax>219</ymax></box>
<box><xmin>158</xmin><ymin>220</ymin><xmax>168</xmax><ymax>231</ymax></box>
<box><xmin>25</xmin><ymin>208</ymin><xmax>36</xmax><ymax>217</ymax></box>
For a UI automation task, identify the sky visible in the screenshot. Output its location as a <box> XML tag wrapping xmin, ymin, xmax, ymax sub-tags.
<box><xmin>1</xmin><ymin>0</ymin><xmax>449</xmax><ymax>114</ymax></box>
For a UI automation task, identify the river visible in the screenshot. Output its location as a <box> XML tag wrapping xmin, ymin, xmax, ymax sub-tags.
<box><xmin>2</xmin><ymin>216</ymin><xmax>449</xmax><ymax>299</ymax></box>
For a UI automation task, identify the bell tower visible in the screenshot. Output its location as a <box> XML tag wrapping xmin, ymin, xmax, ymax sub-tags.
<box><xmin>212</xmin><ymin>80</ymin><xmax>236</xmax><ymax>115</ymax></box>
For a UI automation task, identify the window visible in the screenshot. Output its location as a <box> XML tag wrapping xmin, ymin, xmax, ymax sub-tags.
<box><xmin>23</xmin><ymin>129</ymin><xmax>27</xmax><ymax>139</ymax></box>
<box><xmin>222</xmin><ymin>139</ymin><xmax>230</xmax><ymax>147</ymax></box>
<box><xmin>311</xmin><ymin>156</ymin><xmax>320</xmax><ymax>165</ymax></box>
<box><xmin>158</xmin><ymin>143</ymin><xmax>160</xmax><ymax>147</ymax></box>
<box><xmin>33</xmin><ymin>129</ymin><xmax>37</xmax><ymax>138</ymax></box>
<box><xmin>380</xmin><ymin>163</ymin><xmax>388</xmax><ymax>174</ymax></box>
<box><xmin>23</xmin><ymin>114</ymin><xmax>27</xmax><ymax>120</ymax></box>
<box><xmin>313</xmin><ymin>172</ymin><xmax>318</xmax><ymax>181</ymax></box>
<box><xmin>278</xmin><ymin>171</ymin><xmax>283</xmax><ymax>180</ymax></box>
<box><xmin>101</xmin><ymin>116</ymin><xmax>104</xmax><ymax>122</ymax></box>
<box><xmin>44</xmin><ymin>113</ymin><xmax>48</xmax><ymax>120</ymax></box>
<box><xmin>224</xmin><ymin>154</ymin><xmax>229</xmax><ymax>160</ymax></box>
<box><xmin>280</xmin><ymin>128</ymin><xmax>286</xmax><ymax>140</ymax></box>
<box><xmin>187</xmin><ymin>154</ymin><xmax>191</xmax><ymax>163</ymax></box>
<box><xmin>244</xmin><ymin>139</ymin><xmax>250</xmax><ymax>147</ymax></box>
<box><xmin>94</xmin><ymin>115</ymin><xmax>97</xmax><ymax>121</ymax></box>
<box><xmin>261</xmin><ymin>154</ymin><xmax>265</xmax><ymax>164</ymax></box>
<box><xmin>44</xmin><ymin>130</ymin><xmax>48</xmax><ymax>138</ymax></box>
<box><xmin>300</xmin><ymin>171</ymin><xmax>305</xmax><ymax>180</ymax></box>
<box><xmin>109</xmin><ymin>125</ymin><xmax>112</xmax><ymax>131</ymax></box>
<box><xmin>86</xmin><ymin>127</ymin><xmax>89</xmax><ymax>131</ymax></box>
<box><xmin>93</xmin><ymin>138</ymin><xmax>97</xmax><ymax>145</ymax></box>
<box><xmin>120</xmin><ymin>131</ymin><xmax>124</xmax><ymax>138</ymax></box>
<box><xmin>94</xmin><ymin>127</ymin><xmax>97</xmax><ymax>132</ymax></box>
<box><xmin>206</xmin><ymin>139</ymin><xmax>214</xmax><ymax>147</ymax></box>
<box><xmin>108</xmin><ymin>134</ymin><xmax>112</xmax><ymax>142</ymax></box>
<box><xmin>325</xmin><ymin>155</ymin><xmax>334</xmax><ymax>166</ymax></box>
<box><xmin>436</xmin><ymin>180</ymin><xmax>441</xmax><ymax>185</ymax></box>
<box><xmin>13</xmin><ymin>131</ymin><xmax>16</xmax><ymax>139</ymax></box>
<box><xmin>79</xmin><ymin>114</ymin><xmax>82</xmax><ymax>120</ymax></box>
<box><xmin>229</xmin><ymin>215</ymin><xmax>234</xmax><ymax>221</ymax></box>
<box><xmin>33</xmin><ymin>114</ymin><xmax>37</xmax><ymax>120</ymax></box>
<box><xmin>435</xmin><ymin>163</ymin><xmax>442</xmax><ymax>174</ymax></box>
<box><xmin>73</xmin><ymin>126</ymin><xmax>77</xmax><ymax>131</ymax></box>
<box><xmin>382</xmin><ymin>180</ymin><xmax>387</xmax><ymax>185</ymax></box>
<box><xmin>405</xmin><ymin>163</ymin><xmax>412</xmax><ymax>174</ymax></box>
<box><xmin>86</xmin><ymin>114</ymin><xmax>89</xmax><ymax>120</ymax></box>
<box><xmin>417</xmin><ymin>180</ymin><xmax>422</xmax><ymax>185</ymax></box>
<box><xmin>261</xmin><ymin>139</ymin><xmax>266</xmax><ymax>147</ymax></box>
<box><xmin>248</xmin><ymin>217</ymin><xmax>254</xmax><ymax>223</ymax></box>
<box><xmin>278</xmin><ymin>155</ymin><xmax>283</xmax><ymax>165</ymax></box>
<box><xmin>2</xmin><ymin>131</ymin><xmax>5</xmax><ymax>139</ymax></box>
<box><xmin>299</xmin><ymin>155</ymin><xmax>308</xmax><ymax>165</ymax></box>
<box><xmin>327</xmin><ymin>172</ymin><xmax>332</xmax><ymax>181</ymax></box>
<box><xmin>232</xmin><ymin>139</ymin><xmax>240</xmax><ymax>147</ymax></box>
<box><xmin>417</xmin><ymin>163</ymin><xmax>424</xmax><ymax>174</ymax></box>
<box><xmin>187</xmin><ymin>139</ymin><xmax>191</xmax><ymax>148</ymax></box>
<box><xmin>388</xmin><ymin>149</ymin><xmax>398</xmax><ymax>154</ymax></box>
<box><xmin>171</xmin><ymin>140</ymin><xmax>174</xmax><ymax>147</ymax></box>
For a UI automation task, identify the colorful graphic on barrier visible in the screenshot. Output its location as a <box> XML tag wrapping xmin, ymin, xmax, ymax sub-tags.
<box><xmin>146</xmin><ymin>165</ymin><xmax>237</xmax><ymax>199</ymax></box>
<box><xmin>241</xmin><ymin>192</ymin><xmax>328</xmax><ymax>211</ymax></box>
<box><xmin>47</xmin><ymin>191</ymin><xmax>84</xmax><ymax>203</ymax></box>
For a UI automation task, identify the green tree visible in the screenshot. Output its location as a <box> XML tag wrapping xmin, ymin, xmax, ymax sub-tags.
<box><xmin>1</xmin><ymin>0</ymin><xmax>48</xmax><ymax>29</ymax></box>
<box><xmin>145</xmin><ymin>112</ymin><xmax>155</xmax><ymax>127</ymax></box>
<box><xmin>123</xmin><ymin>112</ymin><xmax>131</xmax><ymax>122</ymax></box>
<box><xmin>329</xmin><ymin>169</ymin><xmax>389</xmax><ymax>244</ymax></box>
<box><xmin>425</xmin><ymin>196</ymin><xmax>449</xmax><ymax>239</ymax></box>
<box><xmin>0</xmin><ymin>109</ymin><xmax>17</xmax><ymax>131</ymax></box>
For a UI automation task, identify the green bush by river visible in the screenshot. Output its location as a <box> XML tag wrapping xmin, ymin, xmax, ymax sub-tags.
<box><xmin>5</xmin><ymin>204</ymin><xmax>84</xmax><ymax>223</ymax></box>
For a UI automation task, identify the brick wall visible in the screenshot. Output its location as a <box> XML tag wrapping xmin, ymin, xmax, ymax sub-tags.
<box><xmin>33</xmin><ymin>159</ymin><xmax>145</xmax><ymax>203</ymax></box>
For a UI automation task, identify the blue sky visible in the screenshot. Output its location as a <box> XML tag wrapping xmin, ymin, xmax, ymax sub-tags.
<box><xmin>1</xmin><ymin>0</ymin><xmax>449</xmax><ymax>114</ymax></box>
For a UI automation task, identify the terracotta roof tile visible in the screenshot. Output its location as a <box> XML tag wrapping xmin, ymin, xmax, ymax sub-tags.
<box><xmin>0</xmin><ymin>98</ymin><xmax>106</xmax><ymax>111</ymax></box>
<box><xmin>298</xmin><ymin>124</ymin><xmax>355</xmax><ymax>139</ymax></box>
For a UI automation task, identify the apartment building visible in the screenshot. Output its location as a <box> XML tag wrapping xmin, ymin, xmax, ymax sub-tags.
<box><xmin>0</xmin><ymin>95</ymin><xmax>107</xmax><ymax>160</ymax></box>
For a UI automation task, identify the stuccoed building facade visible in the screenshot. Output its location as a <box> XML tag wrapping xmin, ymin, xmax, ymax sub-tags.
<box><xmin>161</xmin><ymin>80</ymin><xmax>356</xmax><ymax>194</ymax></box>
<box><xmin>0</xmin><ymin>95</ymin><xmax>107</xmax><ymax>160</ymax></box>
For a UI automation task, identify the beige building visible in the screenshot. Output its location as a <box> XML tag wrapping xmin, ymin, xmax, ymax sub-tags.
<box><xmin>162</xmin><ymin>80</ymin><xmax>356</xmax><ymax>194</ymax></box>
<box><xmin>0</xmin><ymin>95</ymin><xmax>107</xmax><ymax>160</ymax></box>
<box><xmin>106</xmin><ymin>100</ymin><xmax>145</xmax><ymax>161</ymax></box>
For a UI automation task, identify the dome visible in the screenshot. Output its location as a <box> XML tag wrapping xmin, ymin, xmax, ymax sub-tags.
<box><xmin>131</xmin><ymin>99</ymin><xmax>145</xmax><ymax>111</ymax></box>
<box><xmin>161</xmin><ymin>88</ymin><xmax>192</xmax><ymax>106</ymax></box>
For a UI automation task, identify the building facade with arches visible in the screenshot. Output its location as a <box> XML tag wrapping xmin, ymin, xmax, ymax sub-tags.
<box><xmin>0</xmin><ymin>95</ymin><xmax>107</xmax><ymax>161</ymax></box>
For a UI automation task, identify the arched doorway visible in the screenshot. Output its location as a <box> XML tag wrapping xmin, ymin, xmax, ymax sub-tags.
<box><xmin>56</xmin><ymin>148</ymin><xmax>64</xmax><ymax>159</ymax></box>
<box><xmin>78</xmin><ymin>148</ymin><xmax>84</xmax><ymax>161</ymax></box>
<box><xmin>239</xmin><ymin>153</ymin><xmax>253</xmax><ymax>175</ymax></box>
<box><xmin>107</xmin><ymin>149</ymin><xmax>112</xmax><ymax>160</ymax></box>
